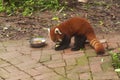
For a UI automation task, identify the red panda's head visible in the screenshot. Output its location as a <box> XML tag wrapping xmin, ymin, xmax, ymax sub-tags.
<box><xmin>50</xmin><ymin>27</ymin><xmax>64</xmax><ymax>44</ymax></box>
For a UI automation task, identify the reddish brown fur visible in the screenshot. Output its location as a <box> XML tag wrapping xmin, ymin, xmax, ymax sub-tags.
<box><xmin>50</xmin><ymin>17</ymin><xmax>105</xmax><ymax>54</ymax></box>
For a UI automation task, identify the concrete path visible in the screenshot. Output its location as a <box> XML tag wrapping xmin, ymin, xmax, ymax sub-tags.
<box><xmin>0</xmin><ymin>34</ymin><xmax>120</xmax><ymax>80</ymax></box>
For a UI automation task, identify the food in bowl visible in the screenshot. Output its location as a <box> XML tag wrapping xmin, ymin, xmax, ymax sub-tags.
<box><xmin>30</xmin><ymin>37</ymin><xmax>46</xmax><ymax>48</ymax></box>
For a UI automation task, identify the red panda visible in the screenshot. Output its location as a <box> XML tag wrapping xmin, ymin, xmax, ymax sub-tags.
<box><xmin>50</xmin><ymin>17</ymin><xmax>105</xmax><ymax>55</ymax></box>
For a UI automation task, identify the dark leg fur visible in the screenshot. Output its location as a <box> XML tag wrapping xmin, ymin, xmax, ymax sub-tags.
<box><xmin>55</xmin><ymin>35</ymin><xmax>71</xmax><ymax>51</ymax></box>
<box><xmin>71</xmin><ymin>35</ymin><xmax>86</xmax><ymax>51</ymax></box>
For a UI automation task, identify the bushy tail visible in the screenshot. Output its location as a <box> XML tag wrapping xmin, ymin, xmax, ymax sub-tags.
<box><xmin>90</xmin><ymin>39</ymin><xmax>105</xmax><ymax>54</ymax></box>
<box><xmin>86</xmin><ymin>32</ymin><xmax>105</xmax><ymax>55</ymax></box>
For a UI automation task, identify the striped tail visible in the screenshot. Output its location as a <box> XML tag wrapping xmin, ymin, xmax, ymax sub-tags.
<box><xmin>90</xmin><ymin>39</ymin><xmax>105</xmax><ymax>54</ymax></box>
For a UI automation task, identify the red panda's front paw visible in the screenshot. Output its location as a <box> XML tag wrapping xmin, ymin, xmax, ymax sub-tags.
<box><xmin>55</xmin><ymin>46</ymin><xmax>64</xmax><ymax>51</ymax></box>
<box><xmin>55</xmin><ymin>45</ymin><xmax>69</xmax><ymax>51</ymax></box>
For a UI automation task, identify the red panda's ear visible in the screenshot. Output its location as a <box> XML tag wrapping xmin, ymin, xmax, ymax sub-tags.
<box><xmin>55</xmin><ymin>28</ymin><xmax>62</xmax><ymax>35</ymax></box>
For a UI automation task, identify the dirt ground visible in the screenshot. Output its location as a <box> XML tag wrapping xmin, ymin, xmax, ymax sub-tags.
<box><xmin>0</xmin><ymin>0</ymin><xmax>120</xmax><ymax>41</ymax></box>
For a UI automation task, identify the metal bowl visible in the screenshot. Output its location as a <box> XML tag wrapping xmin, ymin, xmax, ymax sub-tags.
<box><xmin>30</xmin><ymin>37</ymin><xmax>47</xmax><ymax>48</ymax></box>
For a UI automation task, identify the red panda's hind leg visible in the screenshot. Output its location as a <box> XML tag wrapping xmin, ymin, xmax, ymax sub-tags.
<box><xmin>71</xmin><ymin>35</ymin><xmax>86</xmax><ymax>51</ymax></box>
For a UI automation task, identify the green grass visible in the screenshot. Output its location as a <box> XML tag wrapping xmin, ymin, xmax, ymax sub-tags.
<box><xmin>0</xmin><ymin>0</ymin><xmax>64</xmax><ymax>16</ymax></box>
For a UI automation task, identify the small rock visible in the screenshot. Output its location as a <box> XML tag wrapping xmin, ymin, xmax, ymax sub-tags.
<box><xmin>78</xmin><ymin>0</ymin><xmax>88</xmax><ymax>3</ymax></box>
<box><xmin>100</xmin><ymin>39</ymin><xmax>107</xmax><ymax>43</ymax></box>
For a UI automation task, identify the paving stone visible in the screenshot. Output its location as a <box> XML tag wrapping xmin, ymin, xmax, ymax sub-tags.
<box><xmin>69</xmin><ymin>65</ymin><xmax>90</xmax><ymax>74</ymax></box>
<box><xmin>43</xmin><ymin>60</ymin><xmax>65</xmax><ymax>68</ymax></box>
<box><xmin>85</xmin><ymin>49</ymin><xmax>97</xmax><ymax>57</ymax></box>
<box><xmin>40</xmin><ymin>50</ymin><xmax>63</xmax><ymax>62</ymax></box>
<box><xmin>16</xmin><ymin>60</ymin><xmax>38</xmax><ymax>70</ymax></box>
<box><xmin>89</xmin><ymin>56</ymin><xmax>119</xmax><ymax>79</ymax></box>
<box><xmin>0</xmin><ymin>59</ymin><xmax>11</xmax><ymax>67</ymax></box>
<box><xmin>31</xmin><ymin>50</ymin><xmax>42</xmax><ymax>61</ymax></box>
<box><xmin>93</xmin><ymin>71</ymin><xmax>119</xmax><ymax>80</ymax></box>
<box><xmin>44</xmin><ymin>76</ymin><xmax>68</xmax><ymax>80</ymax></box>
<box><xmin>24</xmin><ymin>69</ymin><xmax>41</xmax><ymax>76</ymax></box>
<box><xmin>22</xmin><ymin>40</ymin><xmax>30</xmax><ymax>46</ymax></box>
<box><xmin>51</xmin><ymin>53</ymin><xmax>63</xmax><ymax>60</ymax></box>
<box><xmin>57</xmin><ymin>77</ymin><xmax>69</xmax><ymax>80</ymax></box>
<box><xmin>54</xmin><ymin>67</ymin><xmax>66</xmax><ymax>76</ymax></box>
<box><xmin>0</xmin><ymin>78</ymin><xmax>3</xmax><ymax>80</ymax></box>
<box><xmin>0</xmin><ymin>36</ymin><xmax>120</xmax><ymax>80</ymax></box>
<box><xmin>17</xmin><ymin>55</ymin><xmax>35</xmax><ymax>63</ymax></box>
<box><xmin>101</xmin><ymin>56</ymin><xmax>113</xmax><ymax>71</ymax></box>
<box><xmin>4</xmin><ymin>67</ymin><xmax>31</xmax><ymax>80</ymax></box>
<box><xmin>64</xmin><ymin>48</ymin><xmax>84</xmax><ymax>54</ymax></box>
<box><xmin>0</xmin><ymin>42</ymin><xmax>3</xmax><ymax>47</ymax></box>
<box><xmin>79</xmin><ymin>72</ymin><xmax>92</xmax><ymax>80</ymax></box>
<box><xmin>34</xmin><ymin>74</ymin><xmax>66</xmax><ymax>80</ymax></box>
<box><xmin>63</xmin><ymin>51</ymin><xmax>84</xmax><ymax>59</ymax></box>
<box><xmin>0</xmin><ymin>68</ymin><xmax>9</xmax><ymax>79</ymax></box>
<box><xmin>89</xmin><ymin>57</ymin><xmax>104</xmax><ymax>73</ymax></box>
<box><xmin>67</xmin><ymin>73</ymin><xmax>79</xmax><ymax>80</ymax></box>
<box><xmin>34</xmin><ymin>66</ymin><xmax>52</xmax><ymax>74</ymax></box>
<box><xmin>46</xmin><ymin>61</ymin><xmax>65</xmax><ymax>68</ymax></box>
<box><xmin>0</xmin><ymin>48</ymin><xmax>7</xmax><ymax>54</ymax></box>
<box><xmin>0</xmin><ymin>45</ymin><xmax>6</xmax><ymax>54</ymax></box>
<box><xmin>117</xmin><ymin>42</ymin><xmax>120</xmax><ymax>47</ymax></box>
<box><xmin>30</xmin><ymin>47</ymin><xmax>43</xmax><ymax>52</ymax></box>
<box><xmin>8</xmin><ymin>57</ymin><xmax>23</xmax><ymax>65</ymax></box>
<box><xmin>65</xmin><ymin>54</ymin><xmax>89</xmax><ymax>74</ymax></box>
<box><xmin>43</xmin><ymin>39</ymin><xmax>55</xmax><ymax>50</ymax></box>
<box><xmin>65</xmin><ymin>65</ymin><xmax>76</xmax><ymax>71</ymax></box>
<box><xmin>20</xmin><ymin>46</ymin><xmax>33</xmax><ymax>55</ymax></box>
<box><xmin>4</xmin><ymin>65</ymin><xmax>21</xmax><ymax>73</ymax></box>
<box><xmin>101</xmin><ymin>61</ymin><xmax>114</xmax><ymax>71</ymax></box>
<box><xmin>107</xmin><ymin>42</ymin><xmax>118</xmax><ymax>50</ymax></box>
<box><xmin>33</xmin><ymin>72</ymin><xmax>58</xmax><ymax>80</ymax></box>
<box><xmin>42</xmin><ymin>49</ymin><xmax>63</xmax><ymax>55</ymax></box>
<box><xmin>0</xmin><ymin>52</ymin><xmax>22</xmax><ymax>60</ymax></box>
<box><xmin>20</xmin><ymin>77</ymin><xmax>34</xmax><ymax>80</ymax></box>
<box><xmin>40</xmin><ymin>54</ymin><xmax>51</xmax><ymax>62</ymax></box>
<box><xmin>76</xmin><ymin>55</ymin><xmax>88</xmax><ymax>66</ymax></box>
<box><xmin>6</xmin><ymin>71</ymin><xmax>30</xmax><ymax>80</ymax></box>
<box><xmin>65</xmin><ymin>58</ymin><xmax>76</xmax><ymax>66</ymax></box>
<box><xmin>90</xmin><ymin>62</ymin><xmax>102</xmax><ymax>73</ymax></box>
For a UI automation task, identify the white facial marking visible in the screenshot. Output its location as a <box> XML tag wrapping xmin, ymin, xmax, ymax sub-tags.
<box><xmin>55</xmin><ymin>28</ymin><xmax>62</xmax><ymax>35</ymax></box>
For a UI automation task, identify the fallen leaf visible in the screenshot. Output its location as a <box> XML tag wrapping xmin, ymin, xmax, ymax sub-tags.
<box><xmin>115</xmin><ymin>69</ymin><xmax>120</xmax><ymax>72</ymax></box>
<box><xmin>52</xmin><ymin>16</ymin><xmax>59</xmax><ymax>21</ymax></box>
<box><xmin>101</xmin><ymin>58</ymin><xmax>104</xmax><ymax>62</ymax></box>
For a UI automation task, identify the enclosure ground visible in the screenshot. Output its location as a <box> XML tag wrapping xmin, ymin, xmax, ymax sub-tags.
<box><xmin>0</xmin><ymin>0</ymin><xmax>120</xmax><ymax>79</ymax></box>
<box><xmin>0</xmin><ymin>34</ymin><xmax>120</xmax><ymax>80</ymax></box>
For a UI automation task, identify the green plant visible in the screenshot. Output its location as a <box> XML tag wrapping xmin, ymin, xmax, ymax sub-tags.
<box><xmin>0</xmin><ymin>0</ymin><xmax>64</xmax><ymax>16</ymax></box>
<box><xmin>82</xmin><ymin>3</ymin><xmax>91</xmax><ymax>10</ymax></box>
<box><xmin>110</xmin><ymin>51</ymin><xmax>120</xmax><ymax>69</ymax></box>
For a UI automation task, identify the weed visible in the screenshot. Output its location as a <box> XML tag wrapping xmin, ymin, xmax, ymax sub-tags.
<box><xmin>0</xmin><ymin>0</ymin><xmax>65</xmax><ymax>16</ymax></box>
<box><xmin>109</xmin><ymin>50</ymin><xmax>120</xmax><ymax>70</ymax></box>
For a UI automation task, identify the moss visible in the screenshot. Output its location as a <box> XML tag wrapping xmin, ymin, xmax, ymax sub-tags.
<box><xmin>101</xmin><ymin>61</ymin><xmax>113</xmax><ymax>71</ymax></box>
<box><xmin>76</xmin><ymin>55</ymin><xmax>88</xmax><ymax>66</ymax></box>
